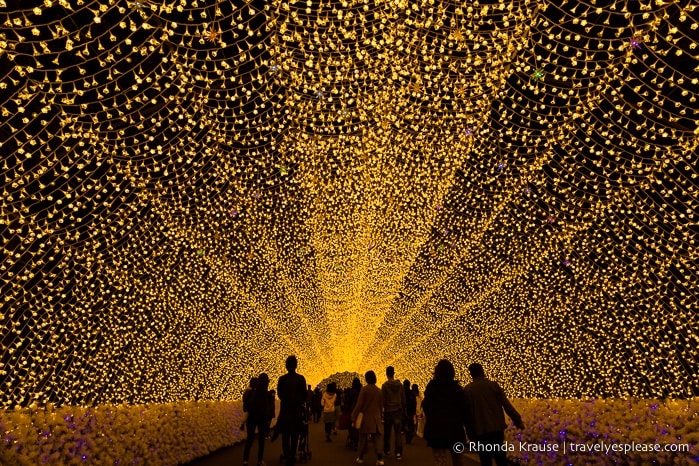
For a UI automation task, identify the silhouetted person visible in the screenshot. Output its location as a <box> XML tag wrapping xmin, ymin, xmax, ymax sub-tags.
<box><xmin>352</xmin><ymin>371</ymin><xmax>384</xmax><ymax>465</ymax></box>
<box><xmin>412</xmin><ymin>384</ymin><xmax>424</xmax><ymax>438</ymax></box>
<box><xmin>312</xmin><ymin>387</ymin><xmax>322</xmax><ymax>423</ymax></box>
<box><xmin>241</xmin><ymin>377</ymin><xmax>258</xmax><ymax>430</ymax></box>
<box><xmin>333</xmin><ymin>387</ymin><xmax>343</xmax><ymax>434</ymax></box>
<box><xmin>345</xmin><ymin>377</ymin><xmax>363</xmax><ymax>450</ymax></box>
<box><xmin>243</xmin><ymin>373</ymin><xmax>275</xmax><ymax>466</ymax></box>
<box><xmin>381</xmin><ymin>366</ymin><xmax>405</xmax><ymax>459</ymax></box>
<box><xmin>464</xmin><ymin>363</ymin><xmax>524</xmax><ymax>466</ymax></box>
<box><xmin>403</xmin><ymin>379</ymin><xmax>417</xmax><ymax>444</ymax></box>
<box><xmin>268</xmin><ymin>389</ymin><xmax>277</xmax><ymax>439</ymax></box>
<box><xmin>276</xmin><ymin>356</ymin><xmax>307</xmax><ymax>466</ymax></box>
<box><xmin>322</xmin><ymin>382</ymin><xmax>338</xmax><ymax>442</ymax></box>
<box><xmin>305</xmin><ymin>384</ymin><xmax>313</xmax><ymax>411</ymax></box>
<box><xmin>422</xmin><ymin>359</ymin><xmax>468</xmax><ymax>466</ymax></box>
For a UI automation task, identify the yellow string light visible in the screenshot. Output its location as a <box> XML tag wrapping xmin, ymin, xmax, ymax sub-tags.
<box><xmin>0</xmin><ymin>0</ymin><xmax>697</xmax><ymax>408</ymax></box>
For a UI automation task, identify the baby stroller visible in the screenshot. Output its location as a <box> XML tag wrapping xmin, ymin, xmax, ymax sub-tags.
<box><xmin>280</xmin><ymin>404</ymin><xmax>312</xmax><ymax>464</ymax></box>
<box><xmin>297</xmin><ymin>403</ymin><xmax>312</xmax><ymax>463</ymax></box>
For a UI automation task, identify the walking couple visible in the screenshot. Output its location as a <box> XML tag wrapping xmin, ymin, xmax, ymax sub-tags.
<box><xmin>348</xmin><ymin>365</ymin><xmax>412</xmax><ymax>464</ymax></box>
<box><xmin>243</xmin><ymin>355</ymin><xmax>307</xmax><ymax>466</ymax></box>
<box><xmin>423</xmin><ymin>360</ymin><xmax>525</xmax><ymax>466</ymax></box>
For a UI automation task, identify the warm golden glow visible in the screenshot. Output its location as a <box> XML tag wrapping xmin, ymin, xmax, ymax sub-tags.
<box><xmin>0</xmin><ymin>0</ymin><xmax>697</xmax><ymax>407</ymax></box>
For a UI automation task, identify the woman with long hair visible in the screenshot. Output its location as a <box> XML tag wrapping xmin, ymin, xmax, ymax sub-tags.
<box><xmin>345</xmin><ymin>377</ymin><xmax>363</xmax><ymax>450</ymax></box>
<box><xmin>403</xmin><ymin>379</ymin><xmax>417</xmax><ymax>444</ymax></box>
<box><xmin>243</xmin><ymin>373</ymin><xmax>275</xmax><ymax>466</ymax></box>
<box><xmin>351</xmin><ymin>371</ymin><xmax>384</xmax><ymax>465</ymax></box>
<box><xmin>421</xmin><ymin>360</ymin><xmax>468</xmax><ymax>466</ymax></box>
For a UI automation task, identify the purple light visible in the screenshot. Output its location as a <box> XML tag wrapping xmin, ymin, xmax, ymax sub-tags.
<box><xmin>464</xmin><ymin>128</ymin><xmax>474</xmax><ymax>136</ymax></box>
<box><xmin>436</xmin><ymin>204</ymin><xmax>442</xmax><ymax>211</ymax></box>
<box><xmin>230</xmin><ymin>209</ymin><xmax>238</xmax><ymax>217</ymax></box>
<box><xmin>563</xmin><ymin>259</ymin><xmax>571</xmax><ymax>266</ymax></box>
<box><xmin>496</xmin><ymin>162</ymin><xmax>505</xmax><ymax>172</ymax></box>
<box><xmin>630</xmin><ymin>36</ymin><xmax>643</xmax><ymax>50</ymax></box>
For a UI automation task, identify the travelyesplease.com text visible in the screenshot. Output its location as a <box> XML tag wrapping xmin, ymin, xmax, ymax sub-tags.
<box><xmin>453</xmin><ymin>440</ymin><xmax>691</xmax><ymax>455</ymax></box>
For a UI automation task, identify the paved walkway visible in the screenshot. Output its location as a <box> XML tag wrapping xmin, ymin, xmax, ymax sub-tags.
<box><xmin>185</xmin><ymin>420</ymin><xmax>481</xmax><ymax>466</ymax></box>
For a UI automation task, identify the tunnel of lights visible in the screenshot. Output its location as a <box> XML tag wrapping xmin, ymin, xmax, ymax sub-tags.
<box><xmin>0</xmin><ymin>0</ymin><xmax>697</xmax><ymax>412</ymax></box>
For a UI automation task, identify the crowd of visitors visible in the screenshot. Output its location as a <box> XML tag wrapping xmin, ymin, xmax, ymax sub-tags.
<box><xmin>242</xmin><ymin>356</ymin><xmax>523</xmax><ymax>466</ymax></box>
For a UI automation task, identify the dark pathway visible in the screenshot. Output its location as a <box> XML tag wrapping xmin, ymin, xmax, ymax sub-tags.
<box><xmin>186</xmin><ymin>420</ymin><xmax>481</xmax><ymax>466</ymax></box>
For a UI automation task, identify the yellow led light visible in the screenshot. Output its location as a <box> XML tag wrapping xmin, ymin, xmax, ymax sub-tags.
<box><xmin>0</xmin><ymin>0</ymin><xmax>697</xmax><ymax>410</ymax></box>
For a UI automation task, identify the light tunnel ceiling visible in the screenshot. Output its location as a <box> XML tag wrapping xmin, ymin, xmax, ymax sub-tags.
<box><xmin>0</xmin><ymin>0</ymin><xmax>698</xmax><ymax>407</ymax></box>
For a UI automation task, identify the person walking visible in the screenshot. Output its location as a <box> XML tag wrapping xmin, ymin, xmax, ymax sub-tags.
<box><xmin>276</xmin><ymin>356</ymin><xmax>307</xmax><ymax>466</ymax></box>
<box><xmin>352</xmin><ymin>371</ymin><xmax>384</xmax><ymax>465</ymax></box>
<box><xmin>312</xmin><ymin>387</ymin><xmax>322</xmax><ymax>423</ymax></box>
<box><xmin>305</xmin><ymin>384</ymin><xmax>313</xmax><ymax>411</ymax></box>
<box><xmin>464</xmin><ymin>363</ymin><xmax>524</xmax><ymax>466</ymax></box>
<box><xmin>381</xmin><ymin>366</ymin><xmax>405</xmax><ymax>460</ymax></box>
<box><xmin>403</xmin><ymin>380</ymin><xmax>417</xmax><ymax>444</ymax></box>
<box><xmin>412</xmin><ymin>384</ymin><xmax>424</xmax><ymax>439</ymax></box>
<box><xmin>422</xmin><ymin>359</ymin><xmax>468</xmax><ymax>466</ymax></box>
<box><xmin>322</xmin><ymin>382</ymin><xmax>338</xmax><ymax>442</ymax></box>
<box><xmin>334</xmin><ymin>387</ymin><xmax>343</xmax><ymax>434</ymax></box>
<box><xmin>242</xmin><ymin>373</ymin><xmax>275</xmax><ymax>466</ymax></box>
<box><xmin>241</xmin><ymin>377</ymin><xmax>258</xmax><ymax>430</ymax></box>
<box><xmin>345</xmin><ymin>377</ymin><xmax>363</xmax><ymax>450</ymax></box>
